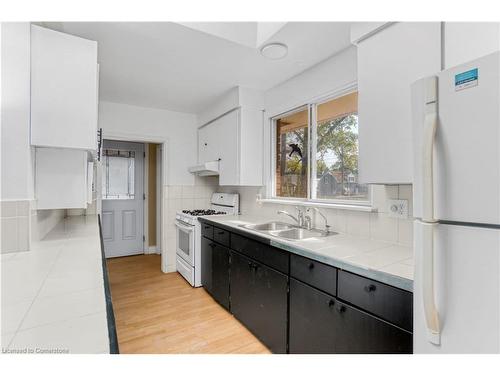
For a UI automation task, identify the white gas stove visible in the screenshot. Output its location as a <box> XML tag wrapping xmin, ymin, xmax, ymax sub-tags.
<box><xmin>175</xmin><ymin>193</ymin><xmax>239</xmax><ymax>287</ymax></box>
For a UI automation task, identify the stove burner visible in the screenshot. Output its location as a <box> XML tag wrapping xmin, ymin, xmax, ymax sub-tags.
<box><xmin>182</xmin><ymin>209</ymin><xmax>227</xmax><ymax>216</ymax></box>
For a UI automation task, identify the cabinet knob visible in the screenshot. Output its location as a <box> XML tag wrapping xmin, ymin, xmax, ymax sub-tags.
<box><xmin>336</xmin><ymin>304</ymin><xmax>346</xmax><ymax>313</ymax></box>
<box><xmin>364</xmin><ymin>284</ymin><xmax>376</xmax><ymax>293</ymax></box>
<box><xmin>204</xmin><ymin>143</ymin><xmax>208</xmax><ymax>146</ymax></box>
<box><xmin>217</xmin><ymin>231</ymin><xmax>225</xmax><ymax>235</ymax></box>
<box><xmin>308</xmin><ymin>263</ymin><xmax>315</xmax><ymax>270</ymax></box>
<box><xmin>328</xmin><ymin>299</ymin><xmax>335</xmax><ymax>307</ymax></box>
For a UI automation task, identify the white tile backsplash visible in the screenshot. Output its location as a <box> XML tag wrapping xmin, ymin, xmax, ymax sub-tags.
<box><xmin>1</xmin><ymin>200</ymin><xmax>32</xmax><ymax>254</ymax></box>
<box><xmin>164</xmin><ymin>182</ymin><xmax>218</xmax><ymax>270</ymax></box>
<box><xmin>1</xmin><ymin>201</ymin><xmax>18</xmax><ymax>218</ymax></box>
<box><xmin>161</xmin><ymin>181</ymin><xmax>415</xmax><ymax>273</ymax></box>
<box><xmin>212</xmin><ymin>183</ymin><xmax>414</xmax><ymax>249</ymax></box>
<box><xmin>370</xmin><ymin>213</ymin><xmax>398</xmax><ymax>242</ymax></box>
<box><xmin>346</xmin><ymin>211</ymin><xmax>371</xmax><ymax>238</ymax></box>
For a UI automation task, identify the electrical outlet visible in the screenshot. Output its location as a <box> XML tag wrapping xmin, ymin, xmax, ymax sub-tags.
<box><xmin>387</xmin><ymin>199</ymin><xmax>408</xmax><ymax>219</ymax></box>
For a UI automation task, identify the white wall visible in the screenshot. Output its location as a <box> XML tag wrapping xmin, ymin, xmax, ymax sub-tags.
<box><xmin>98</xmin><ymin>101</ymin><xmax>198</xmax><ymax>186</ymax></box>
<box><xmin>264</xmin><ymin>46</ymin><xmax>357</xmax><ymax>117</ymax></box>
<box><xmin>217</xmin><ymin>44</ymin><xmax>413</xmax><ymax>252</ymax></box>
<box><xmin>1</xmin><ymin>22</ymin><xmax>33</xmax><ymax>201</ymax></box>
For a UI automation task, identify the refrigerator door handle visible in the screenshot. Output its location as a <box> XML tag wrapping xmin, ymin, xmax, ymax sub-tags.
<box><xmin>422</xmin><ymin>222</ymin><xmax>440</xmax><ymax>345</ymax></box>
<box><xmin>420</xmin><ymin>76</ymin><xmax>440</xmax><ymax>345</ymax></box>
<box><xmin>422</xmin><ymin>77</ymin><xmax>438</xmax><ymax>223</ymax></box>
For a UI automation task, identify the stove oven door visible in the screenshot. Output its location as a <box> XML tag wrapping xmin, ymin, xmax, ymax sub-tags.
<box><xmin>175</xmin><ymin>220</ymin><xmax>195</xmax><ymax>266</ymax></box>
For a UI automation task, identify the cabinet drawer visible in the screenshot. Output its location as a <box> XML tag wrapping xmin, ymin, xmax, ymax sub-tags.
<box><xmin>213</xmin><ymin>226</ymin><xmax>230</xmax><ymax>248</ymax></box>
<box><xmin>201</xmin><ymin>223</ymin><xmax>213</xmax><ymax>239</ymax></box>
<box><xmin>290</xmin><ymin>254</ymin><xmax>337</xmax><ymax>296</ymax></box>
<box><xmin>337</xmin><ymin>270</ymin><xmax>413</xmax><ymax>331</ymax></box>
<box><xmin>231</xmin><ymin>233</ymin><xmax>289</xmax><ymax>273</ymax></box>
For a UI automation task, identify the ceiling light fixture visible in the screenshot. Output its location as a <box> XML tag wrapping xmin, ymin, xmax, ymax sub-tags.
<box><xmin>260</xmin><ymin>42</ymin><xmax>288</xmax><ymax>60</ymax></box>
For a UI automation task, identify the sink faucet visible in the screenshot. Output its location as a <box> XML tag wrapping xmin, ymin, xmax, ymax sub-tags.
<box><xmin>277</xmin><ymin>207</ymin><xmax>304</xmax><ymax>226</ymax></box>
<box><xmin>307</xmin><ymin>207</ymin><xmax>331</xmax><ymax>234</ymax></box>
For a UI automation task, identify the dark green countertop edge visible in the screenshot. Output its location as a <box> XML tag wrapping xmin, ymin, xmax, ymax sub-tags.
<box><xmin>98</xmin><ymin>215</ymin><xmax>120</xmax><ymax>354</ymax></box>
<box><xmin>199</xmin><ymin>217</ymin><xmax>413</xmax><ymax>293</ymax></box>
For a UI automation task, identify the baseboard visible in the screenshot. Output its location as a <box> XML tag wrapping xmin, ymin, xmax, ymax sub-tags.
<box><xmin>162</xmin><ymin>264</ymin><xmax>177</xmax><ymax>273</ymax></box>
<box><xmin>145</xmin><ymin>246</ymin><xmax>158</xmax><ymax>255</ymax></box>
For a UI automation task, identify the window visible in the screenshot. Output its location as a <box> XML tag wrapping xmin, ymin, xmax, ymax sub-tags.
<box><xmin>272</xmin><ymin>90</ymin><xmax>369</xmax><ymax>204</ymax></box>
<box><xmin>275</xmin><ymin>107</ymin><xmax>308</xmax><ymax>198</ymax></box>
<box><xmin>102</xmin><ymin>149</ymin><xmax>136</xmax><ymax>200</ymax></box>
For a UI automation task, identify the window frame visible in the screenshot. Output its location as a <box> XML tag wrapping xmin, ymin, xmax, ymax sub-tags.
<box><xmin>269</xmin><ymin>84</ymin><xmax>372</xmax><ymax>207</ymax></box>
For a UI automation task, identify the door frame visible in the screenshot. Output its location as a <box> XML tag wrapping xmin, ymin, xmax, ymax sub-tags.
<box><xmin>102</xmin><ymin>130</ymin><xmax>169</xmax><ymax>272</ymax></box>
<box><xmin>101</xmin><ymin>139</ymin><xmax>145</xmax><ymax>258</ymax></box>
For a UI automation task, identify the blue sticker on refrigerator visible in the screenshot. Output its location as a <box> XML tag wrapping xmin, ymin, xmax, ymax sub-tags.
<box><xmin>455</xmin><ymin>68</ymin><xmax>478</xmax><ymax>91</ymax></box>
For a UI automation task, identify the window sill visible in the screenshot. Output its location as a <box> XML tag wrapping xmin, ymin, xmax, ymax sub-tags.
<box><xmin>257</xmin><ymin>198</ymin><xmax>377</xmax><ymax>212</ymax></box>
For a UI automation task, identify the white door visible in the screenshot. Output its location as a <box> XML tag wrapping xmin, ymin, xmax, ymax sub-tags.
<box><xmin>101</xmin><ymin>140</ymin><xmax>144</xmax><ymax>258</ymax></box>
<box><xmin>414</xmin><ymin>221</ymin><xmax>500</xmax><ymax>353</ymax></box>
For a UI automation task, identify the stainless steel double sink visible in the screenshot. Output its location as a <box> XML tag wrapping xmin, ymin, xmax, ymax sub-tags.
<box><xmin>240</xmin><ymin>221</ymin><xmax>337</xmax><ymax>241</ymax></box>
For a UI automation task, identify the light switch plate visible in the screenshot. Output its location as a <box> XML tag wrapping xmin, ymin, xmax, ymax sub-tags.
<box><xmin>387</xmin><ymin>199</ymin><xmax>408</xmax><ymax>219</ymax></box>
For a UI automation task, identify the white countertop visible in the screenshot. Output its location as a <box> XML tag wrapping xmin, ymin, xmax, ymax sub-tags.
<box><xmin>1</xmin><ymin>215</ymin><xmax>110</xmax><ymax>354</ymax></box>
<box><xmin>200</xmin><ymin>215</ymin><xmax>414</xmax><ymax>292</ymax></box>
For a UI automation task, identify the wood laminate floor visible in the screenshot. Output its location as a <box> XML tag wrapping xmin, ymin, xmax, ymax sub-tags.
<box><xmin>106</xmin><ymin>254</ymin><xmax>271</xmax><ymax>354</ymax></box>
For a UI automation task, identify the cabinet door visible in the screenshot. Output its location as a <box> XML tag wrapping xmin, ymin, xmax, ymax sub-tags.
<box><xmin>289</xmin><ymin>278</ymin><xmax>339</xmax><ymax>353</ymax></box>
<box><xmin>290</xmin><ymin>278</ymin><xmax>412</xmax><ymax>354</ymax></box>
<box><xmin>31</xmin><ymin>25</ymin><xmax>98</xmax><ymax>150</ymax></box>
<box><xmin>212</xmin><ymin>243</ymin><xmax>230</xmax><ymax>310</ymax></box>
<box><xmin>201</xmin><ymin>237</ymin><xmax>213</xmax><ymax>295</ymax></box>
<box><xmin>357</xmin><ymin>22</ymin><xmax>441</xmax><ymax>184</ymax></box>
<box><xmin>216</xmin><ymin>110</ymin><xmax>239</xmax><ymax>185</ymax></box>
<box><xmin>198</xmin><ymin>124</ymin><xmax>219</xmax><ymax>164</ymax></box>
<box><xmin>230</xmin><ymin>251</ymin><xmax>288</xmax><ymax>353</ymax></box>
<box><xmin>334</xmin><ymin>299</ymin><xmax>412</xmax><ymax>354</ymax></box>
<box><xmin>35</xmin><ymin>148</ymin><xmax>88</xmax><ymax>209</ymax></box>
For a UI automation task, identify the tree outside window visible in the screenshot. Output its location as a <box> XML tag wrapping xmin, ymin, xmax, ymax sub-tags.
<box><xmin>274</xmin><ymin>91</ymin><xmax>368</xmax><ymax>203</ymax></box>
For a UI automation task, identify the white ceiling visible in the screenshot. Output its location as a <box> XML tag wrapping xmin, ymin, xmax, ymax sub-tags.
<box><xmin>42</xmin><ymin>22</ymin><xmax>352</xmax><ymax>114</ymax></box>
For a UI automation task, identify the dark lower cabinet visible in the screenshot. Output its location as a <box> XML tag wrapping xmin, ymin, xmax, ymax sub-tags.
<box><xmin>201</xmin><ymin>237</ymin><xmax>230</xmax><ymax>310</ymax></box>
<box><xmin>199</xmin><ymin>221</ymin><xmax>414</xmax><ymax>354</ymax></box>
<box><xmin>289</xmin><ymin>278</ymin><xmax>412</xmax><ymax>354</ymax></box>
<box><xmin>201</xmin><ymin>237</ymin><xmax>213</xmax><ymax>294</ymax></box>
<box><xmin>230</xmin><ymin>251</ymin><xmax>288</xmax><ymax>353</ymax></box>
<box><xmin>212</xmin><ymin>242</ymin><xmax>230</xmax><ymax>310</ymax></box>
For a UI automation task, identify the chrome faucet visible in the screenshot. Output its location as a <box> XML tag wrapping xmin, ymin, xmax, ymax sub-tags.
<box><xmin>277</xmin><ymin>207</ymin><xmax>304</xmax><ymax>227</ymax></box>
<box><xmin>308</xmin><ymin>207</ymin><xmax>331</xmax><ymax>234</ymax></box>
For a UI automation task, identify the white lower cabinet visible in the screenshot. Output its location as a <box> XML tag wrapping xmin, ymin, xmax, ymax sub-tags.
<box><xmin>357</xmin><ymin>22</ymin><xmax>441</xmax><ymax>184</ymax></box>
<box><xmin>35</xmin><ymin>148</ymin><xmax>89</xmax><ymax>209</ymax></box>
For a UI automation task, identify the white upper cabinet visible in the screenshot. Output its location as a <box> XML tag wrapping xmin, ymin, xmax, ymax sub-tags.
<box><xmin>196</xmin><ymin>87</ymin><xmax>264</xmax><ymax>186</ymax></box>
<box><xmin>198</xmin><ymin>108</ymin><xmax>263</xmax><ymax>186</ymax></box>
<box><xmin>35</xmin><ymin>148</ymin><xmax>89</xmax><ymax>210</ymax></box>
<box><xmin>30</xmin><ymin>25</ymin><xmax>98</xmax><ymax>151</ymax></box>
<box><xmin>356</xmin><ymin>22</ymin><xmax>441</xmax><ymax>184</ymax></box>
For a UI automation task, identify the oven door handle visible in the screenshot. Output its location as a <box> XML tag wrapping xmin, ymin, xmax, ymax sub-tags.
<box><xmin>175</xmin><ymin>221</ymin><xmax>195</xmax><ymax>232</ymax></box>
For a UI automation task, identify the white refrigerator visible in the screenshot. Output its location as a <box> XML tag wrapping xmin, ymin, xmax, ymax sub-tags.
<box><xmin>412</xmin><ymin>51</ymin><xmax>500</xmax><ymax>353</ymax></box>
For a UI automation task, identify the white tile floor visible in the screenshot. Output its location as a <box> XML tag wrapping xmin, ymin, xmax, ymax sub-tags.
<box><xmin>1</xmin><ymin>216</ymin><xmax>109</xmax><ymax>354</ymax></box>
